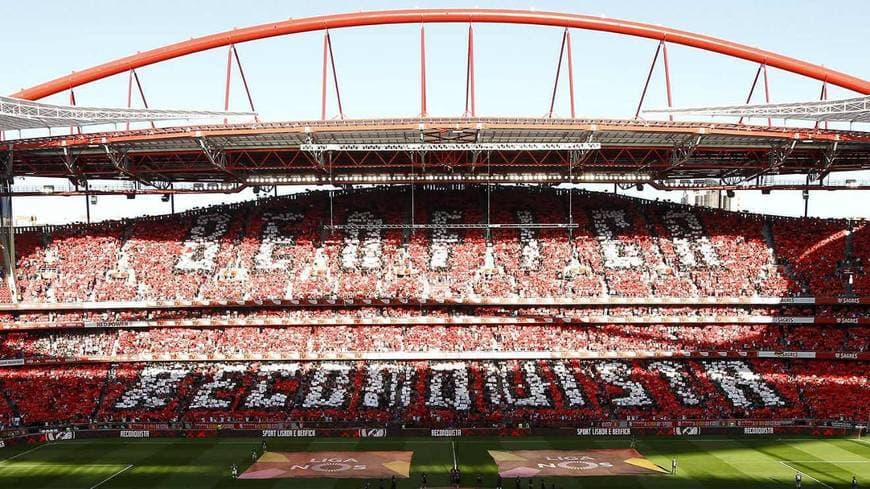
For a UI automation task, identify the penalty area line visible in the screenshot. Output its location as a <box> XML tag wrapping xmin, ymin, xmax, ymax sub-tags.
<box><xmin>89</xmin><ymin>464</ymin><xmax>134</xmax><ymax>489</ymax></box>
<box><xmin>0</xmin><ymin>443</ymin><xmax>50</xmax><ymax>464</ymax></box>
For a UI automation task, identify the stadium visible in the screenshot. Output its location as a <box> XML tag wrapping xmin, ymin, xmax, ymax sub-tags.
<box><xmin>0</xmin><ymin>3</ymin><xmax>868</xmax><ymax>488</ymax></box>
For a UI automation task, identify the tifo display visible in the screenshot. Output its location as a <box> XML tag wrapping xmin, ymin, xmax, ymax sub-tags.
<box><xmin>1</xmin><ymin>4</ymin><xmax>868</xmax><ymax>488</ymax></box>
<box><xmin>0</xmin><ymin>359</ymin><xmax>865</xmax><ymax>427</ymax></box>
<box><xmin>0</xmin><ymin>187</ymin><xmax>866</xmax><ymax>489</ymax></box>
<box><xmin>8</xmin><ymin>187</ymin><xmax>866</xmax><ymax>304</ymax></box>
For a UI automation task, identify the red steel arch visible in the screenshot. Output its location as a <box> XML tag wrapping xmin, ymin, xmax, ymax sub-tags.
<box><xmin>12</xmin><ymin>8</ymin><xmax>870</xmax><ymax>101</ymax></box>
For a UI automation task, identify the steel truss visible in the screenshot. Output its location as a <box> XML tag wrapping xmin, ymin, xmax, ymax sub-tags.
<box><xmin>5</xmin><ymin>146</ymin><xmax>868</xmax><ymax>183</ymax></box>
<box><xmin>14</xmin><ymin>9</ymin><xmax>870</xmax><ymax>103</ymax></box>
<box><xmin>646</xmin><ymin>95</ymin><xmax>870</xmax><ymax>123</ymax></box>
<box><xmin>0</xmin><ymin>96</ymin><xmax>255</xmax><ymax>131</ymax></box>
<box><xmin>2</xmin><ymin>118</ymin><xmax>868</xmax><ymax>184</ymax></box>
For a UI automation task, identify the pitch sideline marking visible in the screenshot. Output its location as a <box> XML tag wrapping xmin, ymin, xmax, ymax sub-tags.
<box><xmin>89</xmin><ymin>464</ymin><xmax>134</xmax><ymax>489</ymax></box>
<box><xmin>0</xmin><ymin>463</ymin><xmax>131</xmax><ymax>468</ymax></box>
<box><xmin>0</xmin><ymin>443</ymin><xmax>50</xmax><ymax>464</ymax></box>
<box><xmin>778</xmin><ymin>461</ymin><xmax>832</xmax><ymax>489</ymax></box>
<box><xmin>451</xmin><ymin>440</ymin><xmax>458</xmax><ymax>470</ymax></box>
<box><xmin>780</xmin><ymin>461</ymin><xmax>869</xmax><ymax>463</ymax></box>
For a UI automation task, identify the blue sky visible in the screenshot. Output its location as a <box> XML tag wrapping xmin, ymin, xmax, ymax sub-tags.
<box><xmin>2</xmin><ymin>0</ymin><xmax>868</xmax><ymax>223</ymax></box>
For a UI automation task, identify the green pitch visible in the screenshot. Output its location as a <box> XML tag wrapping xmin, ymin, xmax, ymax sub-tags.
<box><xmin>0</xmin><ymin>436</ymin><xmax>867</xmax><ymax>488</ymax></box>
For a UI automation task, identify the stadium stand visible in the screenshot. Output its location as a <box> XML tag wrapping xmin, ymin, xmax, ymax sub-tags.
<box><xmin>0</xmin><ymin>187</ymin><xmax>865</xmax><ymax>431</ymax></box>
<box><xmin>0</xmin><ymin>360</ymin><xmax>865</xmax><ymax>427</ymax></box>
<box><xmin>0</xmin><ymin>324</ymin><xmax>866</xmax><ymax>360</ymax></box>
<box><xmin>849</xmin><ymin>222</ymin><xmax>869</xmax><ymax>295</ymax></box>
<box><xmin>7</xmin><ymin>187</ymin><xmax>858</xmax><ymax>303</ymax></box>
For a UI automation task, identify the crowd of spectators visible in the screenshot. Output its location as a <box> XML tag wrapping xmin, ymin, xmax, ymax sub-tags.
<box><xmin>770</xmin><ymin>218</ymin><xmax>849</xmax><ymax>296</ymax></box>
<box><xmin>0</xmin><ymin>359</ymin><xmax>865</xmax><ymax>428</ymax></box>
<box><xmin>850</xmin><ymin>223</ymin><xmax>869</xmax><ymax>296</ymax></box>
<box><xmin>2</xmin><ymin>187</ymin><xmax>863</xmax><ymax>434</ymax></box>
<box><xmin>0</xmin><ymin>324</ymin><xmax>865</xmax><ymax>361</ymax></box>
<box><xmin>6</xmin><ymin>305</ymin><xmax>852</xmax><ymax>328</ymax></box>
<box><xmin>7</xmin><ymin>305</ymin><xmax>855</xmax><ymax>328</ymax></box>
<box><xmin>9</xmin><ymin>187</ymin><xmax>862</xmax><ymax>304</ymax></box>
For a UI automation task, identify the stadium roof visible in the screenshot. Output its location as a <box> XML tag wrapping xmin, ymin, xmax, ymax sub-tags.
<box><xmin>2</xmin><ymin>117</ymin><xmax>868</xmax><ymax>185</ymax></box>
<box><xmin>2</xmin><ymin>10</ymin><xmax>867</xmax><ymax>188</ymax></box>
<box><xmin>0</xmin><ymin>95</ymin><xmax>255</xmax><ymax>131</ymax></box>
<box><xmin>645</xmin><ymin>96</ymin><xmax>870</xmax><ymax>123</ymax></box>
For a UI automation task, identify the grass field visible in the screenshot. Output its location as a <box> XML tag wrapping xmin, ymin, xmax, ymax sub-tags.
<box><xmin>0</xmin><ymin>436</ymin><xmax>867</xmax><ymax>489</ymax></box>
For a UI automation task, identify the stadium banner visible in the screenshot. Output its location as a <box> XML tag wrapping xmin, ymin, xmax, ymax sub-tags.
<box><xmin>0</xmin><ymin>428</ymin><xmax>28</xmax><ymax>439</ymax></box>
<box><xmin>8</xmin><ymin>425</ymin><xmax>856</xmax><ymax>446</ymax></box>
<box><xmin>239</xmin><ymin>450</ymin><xmax>413</xmax><ymax>480</ymax></box>
<box><xmin>403</xmin><ymin>427</ymin><xmax>526</xmax><ymax>437</ymax></box>
<box><xmin>120</xmin><ymin>430</ymin><xmax>151</xmax><ymax>438</ymax></box>
<box><xmin>431</xmin><ymin>429</ymin><xmax>462</xmax><ymax>437</ymax></box>
<box><xmin>757</xmin><ymin>351</ymin><xmax>816</xmax><ymax>359</ymax></box>
<box><xmin>260</xmin><ymin>429</ymin><xmax>317</xmax><ymax>438</ymax></box>
<box><xmin>828</xmin><ymin>351</ymin><xmax>857</xmax><ymax>360</ymax></box>
<box><xmin>673</xmin><ymin>427</ymin><xmax>701</xmax><ymax>436</ymax></box>
<box><xmin>828</xmin><ymin>297</ymin><xmax>863</xmax><ymax>305</ymax></box>
<box><xmin>0</xmin><ymin>358</ymin><xmax>24</xmax><ymax>367</ymax></box>
<box><xmin>44</xmin><ymin>431</ymin><xmax>75</xmax><ymax>441</ymax></box>
<box><xmin>129</xmin><ymin>423</ymin><xmax>171</xmax><ymax>430</ymax></box>
<box><xmin>226</xmin><ymin>429</ymin><xmax>359</xmax><ymax>438</ymax></box>
<box><xmin>359</xmin><ymin>428</ymin><xmax>386</xmax><ymax>438</ymax></box>
<box><xmin>76</xmin><ymin>429</ymin><xmax>210</xmax><ymax>440</ymax></box>
<box><xmin>576</xmin><ymin>428</ymin><xmax>632</xmax><ymax>436</ymax></box>
<box><xmin>602</xmin><ymin>421</ymin><xmax>666</xmax><ymax>428</ymax></box>
<box><xmin>84</xmin><ymin>321</ymin><xmax>129</xmax><ymax>328</ymax></box>
<box><xmin>59</xmin><ymin>429</ymin><xmax>172</xmax><ymax>440</ymax></box>
<box><xmin>822</xmin><ymin>317</ymin><xmax>867</xmax><ymax>325</ymax></box>
<box><xmin>778</xmin><ymin>297</ymin><xmax>816</xmax><ymax>304</ymax></box>
<box><xmin>489</xmin><ymin>449</ymin><xmax>668</xmax><ymax>477</ymax></box>
<box><xmin>770</xmin><ymin>317</ymin><xmax>815</xmax><ymax>324</ymax></box>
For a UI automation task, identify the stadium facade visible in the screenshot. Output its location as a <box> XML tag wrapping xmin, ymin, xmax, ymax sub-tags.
<box><xmin>0</xmin><ymin>9</ymin><xmax>867</xmax><ymax>485</ymax></box>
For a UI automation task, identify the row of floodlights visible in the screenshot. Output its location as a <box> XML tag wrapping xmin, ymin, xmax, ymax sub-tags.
<box><xmin>299</xmin><ymin>143</ymin><xmax>602</xmax><ymax>152</ymax></box>
<box><xmin>246</xmin><ymin>173</ymin><xmax>650</xmax><ymax>185</ymax></box>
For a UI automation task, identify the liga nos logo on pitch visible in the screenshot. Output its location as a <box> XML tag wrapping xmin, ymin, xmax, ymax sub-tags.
<box><xmin>290</xmin><ymin>457</ymin><xmax>368</xmax><ymax>473</ymax></box>
<box><xmin>537</xmin><ymin>455</ymin><xmax>614</xmax><ymax>471</ymax></box>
